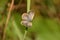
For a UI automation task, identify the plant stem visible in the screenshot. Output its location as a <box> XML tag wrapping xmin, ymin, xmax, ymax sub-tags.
<box><xmin>2</xmin><ymin>0</ymin><xmax>14</xmax><ymax>40</ymax></box>
<box><xmin>23</xmin><ymin>0</ymin><xmax>31</xmax><ymax>40</ymax></box>
<box><xmin>23</xmin><ymin>30</ymin><xmax>28</xmax><ymax>40</ymax></box>
<box><xmin>27</xmin><ymin>0</ymin><xmax>31</xmax><ymax>12</ymax></box>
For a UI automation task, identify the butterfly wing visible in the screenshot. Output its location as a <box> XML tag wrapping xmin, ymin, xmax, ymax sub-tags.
<box><xmin>22</xmin><ymin>13</ymin><xmax>29</xmax><ymax>21</ymax></box>
<box><xmin>21</xmin><ymin>21</ymin><xmax>32</xmax><ymax>27</ymax></box>
<box><xmin>21</xmin><ymin>21</ymin><xmax>28</xmax><ymax>26</ymax></box>
<box><xmin>28</xmin><ymin>11</ymin><xmax>35</xmax><ymax>21</ymax></box>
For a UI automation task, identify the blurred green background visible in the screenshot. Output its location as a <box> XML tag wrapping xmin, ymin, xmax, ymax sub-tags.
<box><xmin>0</xmin><ymin>0</ymin><xmax>60</xmax><ymax>40</ymax></box>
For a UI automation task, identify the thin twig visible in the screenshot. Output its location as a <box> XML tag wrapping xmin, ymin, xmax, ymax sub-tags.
<box><xmin>2</xmin><ymin>0</ymin><xmax>14</xmax><ymax>40</ymax></box>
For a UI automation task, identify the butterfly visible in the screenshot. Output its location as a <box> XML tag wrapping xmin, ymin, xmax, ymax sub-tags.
<box><xmin>21</xmin><ymin>11</ymin><xmax>35</xmax><ymax>27</ymax></box>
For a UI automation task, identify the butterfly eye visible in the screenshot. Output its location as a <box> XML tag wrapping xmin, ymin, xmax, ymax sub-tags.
<box><xmin>22</xmin><ymin>13</ymin><xmax>28</xmax><ymax>20</ymax></box>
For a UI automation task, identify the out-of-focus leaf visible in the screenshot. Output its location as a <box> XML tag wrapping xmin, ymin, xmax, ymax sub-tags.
<box><xmin>0</xmin><ymin>0</ymin><xmax>8</xmax><ymax>13</ymax></box>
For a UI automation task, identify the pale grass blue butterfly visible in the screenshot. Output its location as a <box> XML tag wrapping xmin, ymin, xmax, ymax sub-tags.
<box><xmin>21</xmin><ymin>11</ymin><xmax>35</xmax><ymax>27</ymax></box>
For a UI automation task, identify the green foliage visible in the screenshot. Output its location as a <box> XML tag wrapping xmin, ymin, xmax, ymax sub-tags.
<box><xmin>0</xmin><ymin>0</ymin><xmax>60</xmax><ymax>40</ymax></box>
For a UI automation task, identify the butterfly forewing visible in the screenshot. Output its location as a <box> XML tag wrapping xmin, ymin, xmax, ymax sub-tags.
<box><xmin>28</xmin><ymin>11</ymin><xmax>35</xmax><ymax>21</ymax></box>
<box><xmin>22</xmin><ymin>13</ymin><xmax>29</xmax><ymax>21</ymax></box>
